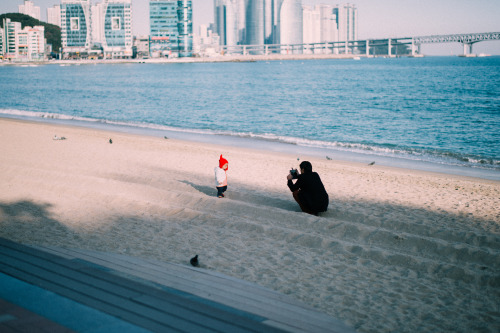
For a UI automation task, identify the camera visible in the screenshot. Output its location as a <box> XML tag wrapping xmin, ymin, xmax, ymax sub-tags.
<box><xmin>290</xmin><ymin>168</ymin><xmax>298</xmax><ymax>179</ymax></box>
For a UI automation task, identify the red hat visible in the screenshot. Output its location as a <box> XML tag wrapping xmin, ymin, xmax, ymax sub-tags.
<box><xmin>219</xmin><ymin>154</ymin><xmax>228</xmax><ymax>170</ymax></box>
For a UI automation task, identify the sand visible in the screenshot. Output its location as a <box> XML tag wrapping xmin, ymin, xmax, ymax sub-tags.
<box><xmin>1</xmin><ymin>118</ymin><xmax>499</xmax><ymax>332</ymax></box>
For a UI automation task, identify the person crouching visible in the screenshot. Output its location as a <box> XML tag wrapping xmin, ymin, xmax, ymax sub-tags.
<box><xmin>287</xmin><ymin>161</ymin><xmax>328</xmax><ymax>216</ymax></box>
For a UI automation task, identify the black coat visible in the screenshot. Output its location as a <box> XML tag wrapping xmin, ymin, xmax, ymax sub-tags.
<box><xmin>288</xmin><ymin>172</ymin><xmax>329</xmax><ymax>213</ymax></box>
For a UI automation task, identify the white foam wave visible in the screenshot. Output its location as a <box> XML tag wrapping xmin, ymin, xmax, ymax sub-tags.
<box><xmin>1</xmin><ymin>108</ymin><xmax>499</xmax><ymax>170</ymax></box>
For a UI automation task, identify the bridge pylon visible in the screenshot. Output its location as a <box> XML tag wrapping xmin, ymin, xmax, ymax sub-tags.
<box><xmin>463</xmin><ymin>42</ymin><xmax>476</xmax><ymax>56</ymax></box>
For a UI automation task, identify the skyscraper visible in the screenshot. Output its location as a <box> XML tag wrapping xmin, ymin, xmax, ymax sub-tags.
<box><xmin>215</xmin><ymin>0</ymin><xmax>284</xmax><ymax>49</ymax></box>
<box><xmin>177</xmin><ymin>0</ymin><xmax>193</xmax><ymax>57</ymax></box>
<box><xmin>336</xmin><ymin>3</ymin><xmax>357</xmax><ymax>42</ymax></box>
<box><xmin>236</xmin><ymin>0</ymin><xmax>247</xmax><ymax>43</ymax></box>
<box><xmin>61</xmin><ymin>0</ymin><xmax>91</xmax><ymax>56</ymax></box>
<box><xmin>302</xmin><ymin>5</ymin><xmax>320</xmax><ymax>44</ymax></box>
<box><xmin>264</xmin><ymin>0</ymin><xmax>272</xmax><ymax>43</ymax></box>
<box><xmin>150</xmin><ymin>0</ymin><xmax>193</xmax><ymax>57</ymax></box>
<box><xmin>213</xmin><ymin>0</ymin><xmax>358</xmax><ymax>54</ymax></box>
<box><xmin>302</xmin><ymin>3</ymin><xmax>355</xmax><ymax>45</ymax></box>
<box><xmin>214</xmin><ymin>0</ymin><xmax>238</xmax><ymax>47</ymax></box>
<box><xmin>318</xmin><ymin>4</ymin><xmax>338</xmax><ymax>43</ymax></box>
<box><xmin>150</xmin><ymin>0</ymin><xmax>179</xmax><ymax>56</ymax></box>
<box><xmin>279</xmin><ymin>0</ymin><xmax>302</xmax><ymax>52</ymax></box>
<box><xmin>261</xmin><ymin>0</ymin><xmax>284</xmax><ymax>45</ymax></box>
<box><xmin>246</xmin><ymin>0</ymin><xmax>264</xmax><ymax>46</ymax></box>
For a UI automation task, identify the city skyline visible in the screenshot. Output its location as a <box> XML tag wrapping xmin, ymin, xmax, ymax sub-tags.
<box><xmin>2</xmin><ymin>0</ymin><xmax>500</xmax><ymax>55</ymax></box>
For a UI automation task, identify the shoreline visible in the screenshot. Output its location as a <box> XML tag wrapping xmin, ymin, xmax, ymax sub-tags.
<box><xmin>2</xmin><ymin>113</ymin><xmax>499</xmax><ymax>182</ymax></box>
<box><xmin>1</xmin><ymin>54</ymin><xmax>498</xmax><ymax>67</ymax></box>
<box><xmin>0</xmin><ymin>53</ymin><xmax>405</xmax><ymax>66</ymax></box>
<box><xmin>1</xmin><ymin>117</ymin><xmax>499</xmax><ymax>332</ymax></box>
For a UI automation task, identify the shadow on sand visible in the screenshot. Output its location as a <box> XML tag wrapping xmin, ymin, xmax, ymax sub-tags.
<box><xmin>180</xmin><ymin>180</ymin><xmax>298</xmax><ymax>212</ymax></box>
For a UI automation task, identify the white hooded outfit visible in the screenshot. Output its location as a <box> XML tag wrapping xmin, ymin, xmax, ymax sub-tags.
<box><xmin>214</xmin><ymin>167</ymin><xmax>227</xmax><ymax>187</ymax></box>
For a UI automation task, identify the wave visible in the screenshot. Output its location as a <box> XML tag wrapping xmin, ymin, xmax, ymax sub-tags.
<box><xmin>1</xmin><ymin>108</ymin><xmax>499</xmax><ymax>172</ymax></box>
<box><xmin>242</xmin><ymin>133</ymin><xmax>500</xmax><ymax>170</ymax></box>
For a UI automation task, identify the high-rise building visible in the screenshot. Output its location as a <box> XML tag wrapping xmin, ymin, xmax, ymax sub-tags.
<box><xmin>93</xmin><ymin>0</ymin><xmax>133</xmax><ymax>58</ymax></box>
<box><xmin>148</xmin><ymin>0</ymin><xmax>192</xmax><ymax>57</ymax></box>
<box><xmin>214</xmin><ymin>0</ymin><xmax>238</xmax><ymax>46</ymax></box>
<box><xmin>336</xmin><ymin>3</ymin><xmax>357</xmax><ymax>42</ymax></box>
<box><xmin>47</xmin><ymin>5</ymin><xmax>62</xmax><ymax>27</ymax></box>
<box><xmin>246</xmin><ymin>0</ymin><xmax>264</xmax><ymax>46</ymax></box>
<box><xmin>302</xmin><ymin>5</ymin><xmax>320</xmax><ymax>44</ymax></box>
<box><xmin>236</xmin><ymin>0</ymin><xmax>247</xmax><ymax>43</ymax></box>
<box><xmin>0</xmin><ymin>18</ymin><xmax>45</xmax><ymax>61</ymax></box>
<box><xmin>0</xmin><ymin>19</ymin><xmax>21</xmax><ymax>59</ymax></box>
<box><xmin>61</xmin><ymin>0</ymin><xmax>91</xmax><ymax>56</ymax></box>
<box><xmin>303</xmin><ymin>3</ymin><xmax>355</xmax><ymax>45</ymax></box>
<box><xmin>263</xmin><ymin>0</ymin><xmax>272</xmax><ymax>43</ymax></box>
<box><xmin>177</xmin><ymin>1</ymin><xmax>193</xmax><ymax>57</ymax></box>
<box><xmin>18</xmin><ymin>1</ymin><xmax>41</xmax><ymax>21</ymax></box>
<box><xmin>91</xmin><ymin>3</ymin><xmax>105</xmax><ymax>45</ymax></box>
<box><xmin>318</xmin><ymin>4</ymin><xmax>338</xmax><ymax>43</ymax></box>
<box><xmin>150</xmin><ymin>0</ymin><xmax>178</xmax><ymax>56</ymax></box>
<box><xmin>279</xmin><ymin>0</ymin><xmax>302</xmax><ymax>52</ymax></box>
<box><xmin>21</xmin><ymin>26</ymin><xmax>46</xmax><ymax>60</ymax></box>
<box><xmin>213</xmin><ymin>0</ymin><xmax>224</xmax><ymax>43</ymax></box>
<box><xmin>261</xmin><ymin>0</ymin><xmax>283</xmax><ymax>45</ymax></box>
<box><xmin>60</xmin><ymin>0</ymin><xmax>135</xmax><ymax>58</ymax></box>
<box><xmin>214</xmin><ymin>0</ymin><xmax>283</xmax><ymax>49</ymax></box>
<box><xmin>0</xmin><ymin>25</ymin><xmax>3</xmax><ymax>57</ymax></box>
<box><xmin>303</xmin><ymin>4</ymin><xmax>339</xmax><ymax>44</ymax></box>
<box><xmin>212</xmin><ymin>0</ymin><xmax>358</xmax><ymax>54</ymax></box>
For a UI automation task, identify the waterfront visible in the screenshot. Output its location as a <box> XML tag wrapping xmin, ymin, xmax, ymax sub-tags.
<box><xmin>1</xmin><ymin>55</ymin><xmax>500</xmax><ymax>333</ymax></box>
<box><xmin>1</xmin><ymin>56</ymin><xmax>499</xmax><ymax>179</ymax></box>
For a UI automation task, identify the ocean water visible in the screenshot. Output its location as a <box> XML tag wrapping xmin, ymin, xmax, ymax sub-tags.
<box><xmin>1</xmin><ymin>57</ymin><xmax>499</xmax><ymax>179</ymax></box>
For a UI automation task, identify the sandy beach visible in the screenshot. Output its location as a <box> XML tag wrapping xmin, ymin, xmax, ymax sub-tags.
<box><xmin>1</xmin><ymin>118</ymin><xmax>499</xmax><ymax>332</ymax></box>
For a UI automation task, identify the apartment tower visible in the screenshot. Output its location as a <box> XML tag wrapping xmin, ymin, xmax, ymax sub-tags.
<box><xmin>61</xmin><ymin>0</ymin><xmax>92</xmax><ymax>56</ymax></box>
<box><xmin>93</xmin><ymin>0</ymin><xmax>133</xmax><ymax>58</ymax></box>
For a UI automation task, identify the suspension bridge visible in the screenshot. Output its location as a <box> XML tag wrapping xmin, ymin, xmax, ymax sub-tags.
<box><xmin>217</xmin><ymin>32</ymin><xmax>500</xmax><ymax>57</ymax></box>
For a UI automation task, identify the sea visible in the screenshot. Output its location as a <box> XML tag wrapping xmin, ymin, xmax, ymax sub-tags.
<box><xmin>1</xmin><ymin>56</ymin><xmax>499</xmax><ymax>180</ymax></box>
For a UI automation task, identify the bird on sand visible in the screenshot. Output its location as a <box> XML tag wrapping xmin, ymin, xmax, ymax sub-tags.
<box><xmin>368</xmin><ymin>161</ymin><xmax>375</xmax><ymax>166</ymax></box>
<box><xmin>190</xmin><ymin>255</ymin><xmax>199</xmax><ymax>267</ymax></box>
<box><xmin>109</xmin><ymin>138</ymin><xmax>113</xmax><ymax>144</ymax></box>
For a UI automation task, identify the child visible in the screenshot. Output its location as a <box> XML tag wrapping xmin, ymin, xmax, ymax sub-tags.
<box><xmin>214</xmin><ymin>155</ymin><xmax>228</xmax><ymax>198</ymax></box>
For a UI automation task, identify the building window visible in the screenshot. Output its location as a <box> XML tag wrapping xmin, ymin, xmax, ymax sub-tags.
<box><xmin>112</xmin><ymin>17</ymin><xmax>121</xmax><ymax>30</ymax></box>
<box><xmin>71</xmin><ymin>17</ymin><xmax>79</xmax><ymax>31</ymax></box>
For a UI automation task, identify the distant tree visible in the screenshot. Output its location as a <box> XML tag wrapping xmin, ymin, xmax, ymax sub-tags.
<box><xmin>0</xmin><ymin>13</ymin><xmax>61</xmax><ymax>51</ymax></box>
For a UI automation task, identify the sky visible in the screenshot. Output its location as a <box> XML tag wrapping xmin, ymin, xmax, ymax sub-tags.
<box><xmin>2</xmin><ymin>0</ymin><xmax>499</xmax><ymax>55</ymax></box>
